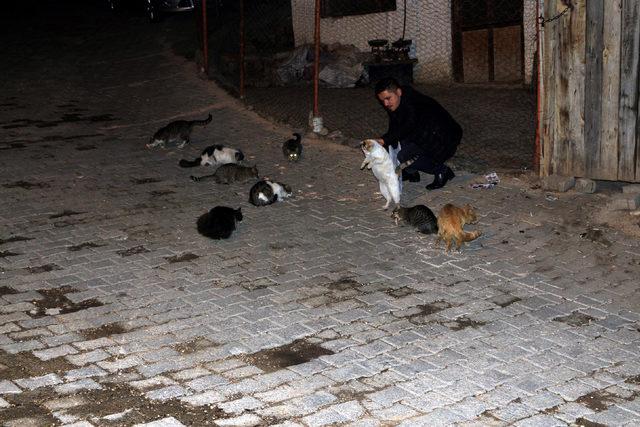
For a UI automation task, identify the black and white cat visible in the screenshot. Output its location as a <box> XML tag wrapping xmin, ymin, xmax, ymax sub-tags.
<box><xmin>147</xmin><ymin>113</ymin><xmax>212</xmax><ymax>148</ymax></box>
<box><xmin>282</xmin><ymin>133</ymin><xmax>302</xmax><ymax>162</ymax></box>
<box><xmin>190</xmin><ymin>164</ymin><xmax>258</xmax><ymax>184</ymax></box>
<box><xmin>391</xmin><ymin>205</ymin><xmax>438</xmax><ymax>234</ymax></box>
<box><xmin>197</xmin><ymin>206</ymin><xmax>242</xmax><ymax>240</ymax></box>
<box><xmin>249</xmin><ymin>179</ymin><xmax>292</xmax><ymax>206</ymax></box>
<box><xmin>179</xmin><ymin>144</ymin><xmax>245</xmax><ymax>168</ymax></box>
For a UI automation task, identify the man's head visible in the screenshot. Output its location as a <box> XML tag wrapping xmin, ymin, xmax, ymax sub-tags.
<box><xmin>375</xmin><ymin>77</ymin><xmax>402</xmax><ymax>112</ymax></box>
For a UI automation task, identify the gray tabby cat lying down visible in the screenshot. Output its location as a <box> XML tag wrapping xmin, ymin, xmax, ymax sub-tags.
<box><xmin>147</xmin><ymin>113</ymin><xmax>212</xmax><ymax>148</ymax></box>
<box><xmin>190</xmin><ymin>164</ymin><xmax>258</xmax><ymax>184</ymax></box>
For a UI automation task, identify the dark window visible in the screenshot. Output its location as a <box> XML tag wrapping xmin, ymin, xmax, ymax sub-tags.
<box><xmin>321</xmin><ymin>0</ymin><xmax>396</xmax><ymax>18</ymax></box>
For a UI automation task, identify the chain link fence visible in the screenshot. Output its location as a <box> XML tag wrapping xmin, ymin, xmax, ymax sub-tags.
<box><xmin>195</xmin><ymin>0</ymin><xmax>537</xmax><ymax>173</ymax></box>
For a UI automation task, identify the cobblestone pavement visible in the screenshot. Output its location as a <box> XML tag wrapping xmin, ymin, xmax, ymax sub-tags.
<box><xmin>1</xmin><ymin>2</ymin><xmax>640</xmax><ymax>426</ymax></box>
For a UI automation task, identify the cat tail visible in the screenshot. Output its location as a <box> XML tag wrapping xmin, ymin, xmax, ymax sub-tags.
<box><xmin>179</xmin><ymin>158</ymin><xmax>201</xmax><ymax>168</ymax></box>
<box><xmin>193</xmin><ymin>113</ymin><xmax>213</xmax><ymax>126</ymax></box>
<box><xmin>190</xmin><ymin>173</ymin><xmax>215</xmax><ymax>182</ymax></box>
<box><xmin>395</xmin><ymin>155</ymin><xmax>419</xmax><ymax>175</ymax></box>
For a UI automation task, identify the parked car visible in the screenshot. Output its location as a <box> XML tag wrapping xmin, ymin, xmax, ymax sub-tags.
<box><xmin>108</xmin><ymin>0</ymin><xmax>195</xmax><ymax>23</ymax></box>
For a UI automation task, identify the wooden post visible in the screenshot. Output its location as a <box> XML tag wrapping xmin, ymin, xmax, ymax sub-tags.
<box><xmin>239</xmin><ymin>0</ymin><xmax>245</xmax><ymax>99</ymax></box>
<box><xmin>618</xmin><ymin>0</ymin><xmax>640</xmax><ymax>181</ymax></box>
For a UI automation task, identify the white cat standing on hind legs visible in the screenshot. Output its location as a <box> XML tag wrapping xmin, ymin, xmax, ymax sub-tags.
<box><xmin>360</xmin><ymin>139</ymin><xmax>402</xmax><ymax>210</ymax></box>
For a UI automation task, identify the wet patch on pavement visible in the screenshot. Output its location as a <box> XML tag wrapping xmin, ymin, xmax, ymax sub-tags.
<box><xmin>384</xmin><ymin>286</ymin><xmax>419</xmax><ymax>298</ymax></box>
<box><xmin>242</xmin><ymin>339</ymin><xmax>334</xmax><ymax>373</ymax></box>
<box><xmin>580</xmin><ymin>228</ymin><xmax>612</xmax><ymax>248</ymax></box>
<box><xmin>405</xmin><ymin>301</ymin><xmax>454</xmax><ymax>325</ymax></box>
<box><xmin>2</xmin><ymin>180</ymin><xmax>50</xmax><ymax>189</ymax></box>
<box><xmin>75</xmin><ymin>144</ymin><xmax>97</xmax><ymax>151</ymax></box>
<box><xmin>575</xmin><ymin>390</ymin><xmax>618</xmax><ymax>412</ymax></box>
<box><xmin>150</xmin><ymin>189</ymin><xmax>175</xmax><ymax>196</ymax></box>
<box><xmin>0</xmin><ymin>235</ymin><xmax>33</xmax><ymax>245</ymax></box>
<box><xmin>553</xmin><ymin>311</ymin><xmax>596</xmax><ymax>327</ymax></box>
<box><xmin>0</xmin><ymin>285</ymin><xmax>18</xmax><ymax>296</ymax></box>
<box><xmin>26</xmin><ymin>263</ymin><xmax>63</xmax><ymax>274</ymax></box>
<box><xmin>445</xmin><ymin>316</ymin><xmax>487</xmax><ymax>331</ymax></box>
<box><xmin>572</xmin><ymin>418</ymin><xmax>607</xmax><ymax>427</ymax></box>
<box><xmin>0</xmin><ymin>142</ymin><xmax>26</xmax><ymax>150</ymax></box>
<box><xmin>29</xmin><ymin>286</ymin><xmax>103</xmax><ymax>318</ymax></box>
<box><xmin>131</xmin><ymin>177</ymin><xmax>163</xmax><ymax>185</ymax></box>
<box><xmin>165</xmin><ymin>252</ymin><xmax>199</xmax><ymax>263</ymax></box>
<box><xmin>68</xmin><ymin>241</ymin><xmax>107</xmax><ymax>252</ymax></box>
<box><xmin>174</xmin><ymin>338</ymin><xmax>217</xmax><ymax>354</ymax></box>
<box><xmin>326</xmin><ymin>277</ymin><xmax>360</xmax><ymax>291</ymax></box>
<box><xmin>116</xmin><ymin>245</ymin><xmax>150</xmax><ymax>257</ymax></box>
<box><xmin>0</xmin><ymin>250</ymin><xmax>21</xmax><ymax>258</ymax></box>
<box><xmin>81</xmin><ymin>323</ymin><xmax>128</xmax><ymax>340</ymax></box>
<box><xmin>49</xmin><ymin>210</ymin><xmax>86</xmax><ymax>219</ymax></box>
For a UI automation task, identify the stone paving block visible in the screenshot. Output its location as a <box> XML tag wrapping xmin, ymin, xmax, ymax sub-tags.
<box><xmin>97</xmin><ymin>355</ymin><xmax>144</xmax><ymax>372</ymax></box>
<box><xmin>0</xmin><ymin>380</ymin><xmax>22</xmax><ymax>394</ymax></box>
<box><xmin>608</xmin><ymin>193</ymin><xmax>640</xmax><ymax>210</ymax></box>
<box><xmin>15</xmin><ymin>373</ymin><xmax>63</xmax><ymax>390</ymax></box>
<box><xmin>574</xmin><ymin>178</ymin><xmax>597</xmax><ymax>194</ymax></box>
<box><xmin>219</xmin><ymin>396</ymin><xmax>264</xmax><ymax>415</ymax></box>
<box><xmin>66</xmin><ymin>349</ymin><xmax>111</xmax><ymax>366</ymax></box>
<box><xmin>134</xmin><ymin>417</ymin><xmax>185</xmax><ymax>427</ymax></box>
<box><xmin>0</xmin><ymin>397</ymin><xmax>10</xmax><ymax>408</ymax></box>
<box><xmin>180</xmin><ymin>390</ymin><xmax>226</xmax><ymax>407</ymax></box>
<box><xmin>145</xmin><ymin>385</ymin><xmax>187</xmax><ymax>401</ymax></box>
<box><xmin>74</xmin><ymin>337</ymin><xmax>115</xmax><ymax>351</ymax></box>
<box><xmin>513</xmin><ymin>414</ymin><xmax>567</xmax><ymax>426</ymax></box>
<box><xmin>54</xmin><ymin>378</ymin><xmax>102</xmax><ymax>394</ymax></box>
<box><xmin>398</xmin><ymin>407</ymin><xmax>467</xmax><ymax>426</ymax></box>
<box><xmin>33</xmin><ymin>344</ymin><xmax>79</xmax><ymax>361</ymax></box>
<box><xmin>622</xmin><ymin>184</ymin><xmax>640</xmax><ymax>194</ymax></box>
<box><xmin>1</xmin><ymin>339</ymin><xmax>45</xmax><ymax>354</ymax></box>
<box><xmin>185</xmin><ymin>374</ymin><xmax>229</xmax><ymax>392</ymax></box>
<box><xmin>214</xmin><ymin>414</ymin><xmax>263</xmax><ymax>426</ymax></box>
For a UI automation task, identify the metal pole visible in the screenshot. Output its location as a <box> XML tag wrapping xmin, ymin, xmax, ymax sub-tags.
<box><xmin>534</xmin><ymin>0</ymin><xmax>542</xmax><ymax>174</ymax></box>
<box><xmin>239</xmin><ymin>0</ymin><xmax>245</xmax><ymax>99</ymax></box>
<box><xmin>313</xmin><ymin>0</ymin><xmax>320</xmax><ymax>117</ymax></box>
<box><xmin>201</xmin><ymin>0</ymin><xmax>208</xmax><ymax>75</ymax></box>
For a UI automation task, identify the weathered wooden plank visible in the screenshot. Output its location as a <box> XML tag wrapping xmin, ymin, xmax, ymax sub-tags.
<box><xmin>565</xmin><ymin>0</ymin><xmax>586</xmax><ymax>177</ymax></box>
<box><xmin>600</xmin><ymin>0</ymin><xmax>622</xmax><ymax>180</ymax></box>
<box><xmin>584</xmin><ymin>1</ymin><xmax>604</xmax><ymax>177</ymax></box>
<box><xmin>619</xmin><ymin>0</ymin><xmax>640</xmax><ymax>182</ymax></box>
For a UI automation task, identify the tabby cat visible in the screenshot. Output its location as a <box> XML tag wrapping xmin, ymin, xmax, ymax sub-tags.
<box><xmin>391</xmin><ymin>205</ymin><xmax>438</xmax><ymax>234</ymax></box>
<box><xmin>179</xmin><ymin>144</ymin><xmax>244</xmax><ymax>168</ymax></box>
<box><xmin>249</xmin><ymin>179</ymin><xmax>292</xmax><ymax>206</ymax></box>
<box><xmin>435</xmin><ymin>203</ymin><xmax>482</xmax><ymax>252</ymax></box>
<box><xmin>196</xmin><ymin>206</ymin><xmax>242</xmax><ymax>240</ymax></box>
<box><xmin>190</xmin><ymin>164</ymin><xmax>258</xmax><ymax>184</ymax></box>
<box><xmin>282</xmin><ymin>133</ymin><xmax>302</xmax><ymax>162</ymax></box>
<box><xmin>147</xmin><ymin>113</ymin><xmax>212</xmax><ymax>148</ymax></box>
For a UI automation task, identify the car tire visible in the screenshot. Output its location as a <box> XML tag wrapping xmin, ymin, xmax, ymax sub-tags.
<box><xmin>146</xmin><ymin>0</ymin><xmax>162</xmax><ymax>22</ymax></box>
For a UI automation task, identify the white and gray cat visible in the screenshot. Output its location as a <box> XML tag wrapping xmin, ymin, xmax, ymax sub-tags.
<box><xmin>147</xmin><ymin>113</ymin><xmax>212</xmax><ymax>148</ymax></box>
<box><xmin>392</xmin><ymin>205</ymin><xmax>438</xmax><ymax>234</ymax></box>
<box><xmin>190</xmin><ymin>164</ymin><xmax>258</xmax><ymax>184</ymax></box>
<box><xmin>282</xmin><ymin>133</ymin><xmax>302</xmax><ymax>162</ymax></box>
<box><xmin>249</xmin><ymin>179</ymin><xmax>292</xmax><ymax>206</ymax></box>
<box><xmin>179</xmin><ymin>144</ymin><xmax>244</xmax><ymax>168</ymax></box>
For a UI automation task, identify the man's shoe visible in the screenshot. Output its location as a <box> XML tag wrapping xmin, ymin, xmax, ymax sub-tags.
<box><xmin>425</xmin><ymin>167</ymin><xmax>455</xmax><ymax>190</ymax></box>
<box><xmin>402</xmin><ymin>170</ymin><xmax>420</xmax><ymax>182</ymax></box>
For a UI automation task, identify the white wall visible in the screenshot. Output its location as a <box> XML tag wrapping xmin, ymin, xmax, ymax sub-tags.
<box><xmin>291</xmin><ymin>0</ymin><xmax>538</xmax><ymax>85</ymax></box>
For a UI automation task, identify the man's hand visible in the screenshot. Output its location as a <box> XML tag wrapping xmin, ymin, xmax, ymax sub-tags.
<box><xmin>377</xmin><ymin>138</ymin><xmax>385</xmax><ymax>146</ymax></box>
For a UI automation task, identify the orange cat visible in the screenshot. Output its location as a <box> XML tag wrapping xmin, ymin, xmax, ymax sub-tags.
<box><xmin>436</xmin><ymin>203</ymin><xmax>482</xmax><ymax>251</ymax></box>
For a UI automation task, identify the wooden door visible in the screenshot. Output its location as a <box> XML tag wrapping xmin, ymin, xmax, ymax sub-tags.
<box><xmin>452</xmin><ymin>0</ymin><xmax>524</xmax><ymax>83</ymax></box>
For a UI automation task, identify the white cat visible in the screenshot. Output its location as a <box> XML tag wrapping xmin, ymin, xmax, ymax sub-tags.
<box><xmin>360</xmin><ymin>139</ymin><xmax>401</xmax><ymax>210</ymax></box>
<box><xmin>179</xmin><ymin>144</ymin><xmax>244</xmax><ymax>168</ymax></box>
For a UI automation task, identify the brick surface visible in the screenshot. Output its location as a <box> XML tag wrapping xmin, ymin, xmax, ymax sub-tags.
<box><xmin>1</xmin><ymin>3</ymin><xmax>639</xmax><ymax>426</ymax></box>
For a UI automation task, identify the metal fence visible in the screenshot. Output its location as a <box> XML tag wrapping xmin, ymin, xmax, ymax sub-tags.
<box><xmin>194</xmin><ymin>0</ymin><xmax>539</xmax><ymax>173</ymax></box>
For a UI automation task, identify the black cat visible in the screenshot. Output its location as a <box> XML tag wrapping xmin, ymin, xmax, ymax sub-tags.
<box><xmin>391</xmin><ymin>205</ymin><xmax>438</xmax><ymax>234</ymax></box>
<box><xmin>282</xmin><ymin>133</ymin><xmax>302</xmax><ymax>162</ymax></box>
<box><xmin>196</xmin><ymin>206</ymin><xmax>243</xmax><ymax>240</ymax></box>
<box><xmin>147</xmin><ymin>113</ymin><xmax>212</xmax><ymax>148</ymax></box>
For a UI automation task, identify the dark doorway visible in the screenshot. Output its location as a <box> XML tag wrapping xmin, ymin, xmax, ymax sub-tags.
<box><xmin>452</xmin><ymin>0</ymin><xmax>524</xmax><ymax>84</ymax></box>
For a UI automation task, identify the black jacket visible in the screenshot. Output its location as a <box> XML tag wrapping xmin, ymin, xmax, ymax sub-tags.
<box><xmin>382</xmin><ymin>86</ymin><xmax>462</xmax><ymax>163</ymax></box>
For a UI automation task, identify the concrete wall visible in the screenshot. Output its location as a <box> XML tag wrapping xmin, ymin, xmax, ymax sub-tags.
<box><xmin>291</xmin><ymin>0</ymin><xmax>538</xmax><ymax>85</ymax></box>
